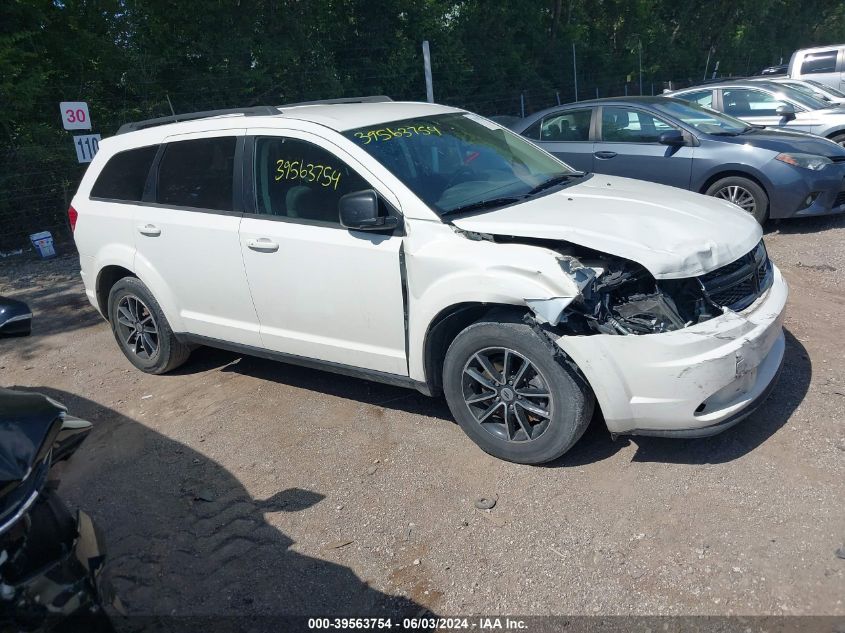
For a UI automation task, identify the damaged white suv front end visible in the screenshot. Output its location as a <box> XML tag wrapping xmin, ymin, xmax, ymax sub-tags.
<box><xmin>447</xmin><ymin>175</ymin><xmax>787</xmax><ymax>440</ymax></box>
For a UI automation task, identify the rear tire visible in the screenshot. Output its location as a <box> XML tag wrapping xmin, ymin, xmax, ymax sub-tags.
<box><xmin>107</xmin><ymin>277</ymin><xmax>190</xmax><ymax>374</ymax></box>
<box><xmin>705</xmin><ymin>176</ymin><xmax>769</xmax><ymax>225</ymax></box>
<box><xmin>442</xmin><ymin>320</ymin><xmax>594</xmax><ymax>464</ymax></box>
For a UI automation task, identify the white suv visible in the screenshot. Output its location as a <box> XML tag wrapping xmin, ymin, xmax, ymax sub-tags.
<box><xmin>70</xmin><ymin>97</ymin><xmax>788</xmax><ymax>464</ymax></box>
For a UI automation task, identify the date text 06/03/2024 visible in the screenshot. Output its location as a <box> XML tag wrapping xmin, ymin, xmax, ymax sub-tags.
<box><xmin>307</xmin><ymin>617</ymin><xmax>529</xmax><ymax>630</ymax></box>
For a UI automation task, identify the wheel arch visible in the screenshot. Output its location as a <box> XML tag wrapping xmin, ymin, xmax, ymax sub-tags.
<box><xmin>825</xmin><ymin>128</ymin><xmax>845</xmax><ymax>141</ymax></box>
<box><xmin>698</xmin><ymin>169</ymin><xmax>769</xmax><ymax>198</ymax></box>
<box><xmin>96</xmin><ymin>265</ymin><xmax>136</xmax><ymax>319</ymax></box>
<box><xmin>422</xmin><ymin>302</ymin><xmax>528</xmax><ymax>396</ymax></box>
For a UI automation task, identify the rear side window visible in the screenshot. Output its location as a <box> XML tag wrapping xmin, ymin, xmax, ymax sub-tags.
<box><xmin>801</xmin><ymin>50</ymin><xmax>838</xmax><ymax>75</ymax></box>
<box><xmin>521</xmin><ymin>119</ymin><xmax>542</xmax><ymax>140</ymax></box>
<box><xmin>677</xmin><ymin>90</ymin><xmax>713</xmax><ymax>108</ymax></box>
<box><xmin>540</xmin><ymin>109</ymin><xmax>592</xmax><ymax>141</ymax></box>
<box><xmin>90</xmin><ymin>145</ymin><xmax>158</xmax><ymax>201</ymax></box>
<box><xmin>156</xmin><ymin>137</ymin><xmax>237</xmax><ymax>211</ymax></box>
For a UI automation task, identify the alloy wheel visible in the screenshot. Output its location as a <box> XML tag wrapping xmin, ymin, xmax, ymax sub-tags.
<box><xmin>714</xmin><ymin>185</ymin><xmax>757</xmax><ymax>214</ymax></box>
<box><xmin>461</xmin><ymin>347</ymin><xmax>553</xmax><ymax>443</ymax></box>
<box><xmin>115</xmin><ymin>294</ymin><xmax>159</xmax><ymax>360</ymax></box>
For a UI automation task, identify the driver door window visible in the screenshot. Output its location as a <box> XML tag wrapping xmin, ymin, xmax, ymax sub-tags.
<box><xmin>253</xmin><ymin>137</ymin><xmax>369</xmax><ymax>225</ymax></box>
<box><xmin>722</xmin><ymin>89</ymin><xmax>786</xmax><ymax>117</ymax></box>
<box><xmin>601</xmin><ymin>107</ymin><xmax>675</xmax><ymax>143</ymax></box>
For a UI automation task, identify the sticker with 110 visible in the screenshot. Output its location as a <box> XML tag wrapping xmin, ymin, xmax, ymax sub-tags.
<box><xmin>275</xmin><ymin>159</ymin><xmax>341</xmax><ymax>189</ymax></box>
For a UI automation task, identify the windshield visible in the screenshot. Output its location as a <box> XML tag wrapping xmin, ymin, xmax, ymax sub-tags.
<box><xmin>652</xmin><ymin>99</ymin><xmax>750</xmax><ymax>135</ymax></box>
<box><xmin>806</xmin><ymin>79</ymin><xmax>845</xmax><ymax>98</ymax></box>
<box><xmin>768</xmin><ymin>83</ymin><xmax>831</xmax><ymax>110</ymax></box>
<box><xmin>344</xmin><ymin>113</ymin><xmax>576</xmax><ymax>215</ymax></box>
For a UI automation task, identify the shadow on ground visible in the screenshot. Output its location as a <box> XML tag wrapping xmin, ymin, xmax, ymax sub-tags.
<box><xmin>174</xmin><ymin>328</ymin><xmax>809</xmax><ymax>469</ymax></box>
<box><xmin>13</xmin><ymin>387</ymin><xmax>427</xmax><ymax>629</ymax></box>
<box><xmin>764</xmin><ymin>212</ymin><xmax>845</xmax><ymax>236</ymax></box>
<box><xmin>174</xmin><ymin>346</ymin><xmax>455</xmax><ymax>422</ymax></box>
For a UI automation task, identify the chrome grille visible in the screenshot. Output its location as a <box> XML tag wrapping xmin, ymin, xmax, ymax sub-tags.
<box><xmin>698</xmin><ymin>241</ymin><xmax>773</xmax><ymax>312</ymax></box>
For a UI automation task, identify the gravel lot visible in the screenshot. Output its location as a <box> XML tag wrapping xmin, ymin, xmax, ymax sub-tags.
<box><xmin>0</xmin><ymin>215</ymin><xmax>843</xmax><ymax>622</ymax></box>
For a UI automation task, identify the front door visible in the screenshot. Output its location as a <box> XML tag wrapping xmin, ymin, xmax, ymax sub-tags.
<box><xmin>591</xmin><ymin>105</ymin><xmax>694</xmax><ymax>189</ymax></box>
<box><xmin>239</xmin><ymin>132</ymin><xmax>407</xmax><ymax>375</ymax></box>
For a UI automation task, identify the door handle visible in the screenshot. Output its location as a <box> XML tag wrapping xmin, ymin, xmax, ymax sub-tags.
<box><xmin>594</xmin><ymin>151</ymin><xmax>618</xmax><ymax>159</ymax></box>
<box><xmin>246</xmin><ymin>238</ymin><xmax>279</xmax><ymax>253</ymax></box>
<box><xmin>137</xmin><ymin>224</ymin><xmax>161</xmax><ymax>237</ymax></box>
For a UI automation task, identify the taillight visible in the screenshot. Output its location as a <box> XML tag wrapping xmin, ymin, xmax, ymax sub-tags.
<box><xmin>68</xmin><ymin>205</ymin><xmax>78</xmax><ymax>232</ymax></box>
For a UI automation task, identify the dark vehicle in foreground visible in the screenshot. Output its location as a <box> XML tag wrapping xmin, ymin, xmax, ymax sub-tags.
<box><xmin>0</xmin><ymin>297</ymin><xmax>31</xmax><ymax>337</ymax></box>
<box><xmin>0</xmin><ymin>387</ymin><xmax>112</xmax><ymax>630</ymax></box>
<box><xmin>511</xmin><ymin>96</ymin><xmax>845</xmax><ymax>223</ymax></box>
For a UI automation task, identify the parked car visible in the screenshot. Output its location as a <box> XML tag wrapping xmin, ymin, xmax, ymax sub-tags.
<box><xmin>667</xmin><ymin>80</ymin><xmax>845</xmax><ymax>145</ymax></box>
<box><xmin>755</xmin><ymin>63</ymin><xmax>788</xmax><ymax>76</ymax></box>
<box><xmin>751</xmin><ymin>76</ymin><xmax>845</xmax><ymax>105</ymax></box>
<box><xmin>70</xmin><ymin>99</ymin><xmax>787</xmax><ymax>464</ymax></box>
<box><xmin>788</xmin><ymin>44</ymin><xmax>845</xmax><ymax>91</ymax></box>
<box><xmin>509</xmin><ymin>96</ymin><xmax>845</xmax><ymax>223</ymax></box>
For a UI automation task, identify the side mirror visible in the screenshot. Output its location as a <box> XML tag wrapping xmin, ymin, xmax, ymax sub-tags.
<box><xmin>775</xmin><ymin>104</ymin><xmax>796</xmax><ymax>119</ymax></box>
<box><xmin>658</xmin><ymin>130</ymin><xmax>686</xmax><ymax>146</ymax></box>
<box><xmin>0</xmin><ymin>296</ymin><xmax>31</xmax><ymax>337</ymax></box>
<box><xmin>339</xmin><ymin>189</ymin><xmax>399</xmax><ymax>232</ymax></box>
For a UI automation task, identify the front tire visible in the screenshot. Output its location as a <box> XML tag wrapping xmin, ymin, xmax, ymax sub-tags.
<box><xmin>107</xmin><ymin>277</ymin><xmax>190</xmax><ymax>374</ymax></box>
<box><xmin>442</xmin><ymin>320</ymin><xmax>594</xmax><ymax>464</ymax></box>
<box><xmin>829</xmin><ymin>132</ymin><xmax>845</xmax><ymax>148</ymax></box>
<box><xmin>705</xmin><ymin>176</ymin><xmax>769</xmax><ymax>224</ymax></box>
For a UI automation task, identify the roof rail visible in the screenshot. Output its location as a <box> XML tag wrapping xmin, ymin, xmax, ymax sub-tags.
<box><xmin>116</xmin><ymin>105</ymin><xmax>280</xmax><ymax>135</ymax></box>
<box><xmin>279</xmin><ymin>95</ymin><xmax>393</xmax><ymax>107</ymax></box>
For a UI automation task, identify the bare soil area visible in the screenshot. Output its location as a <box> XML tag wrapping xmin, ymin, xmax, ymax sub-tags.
<box><xmin>0</xmin><ymin>216</ymin><xmax>843</xmax><ymax>620</ymax></box>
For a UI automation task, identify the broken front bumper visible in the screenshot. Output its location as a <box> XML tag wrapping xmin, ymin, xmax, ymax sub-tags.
<box><xmin>556</xmin><ymin>266</ymin><xmax>788</xmax><ymax>436</ymax></box>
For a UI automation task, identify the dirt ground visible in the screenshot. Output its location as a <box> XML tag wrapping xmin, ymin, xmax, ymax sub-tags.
<box><xmin>0</xmin><ymin>215</ymin><xmax>843</xmax><ymax>622</ymax></box>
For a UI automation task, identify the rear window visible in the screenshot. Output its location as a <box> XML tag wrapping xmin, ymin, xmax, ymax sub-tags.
<box><xmin>156</xmin><ymin>137</ymin><xmax>237</xmax><ymax>211</ymax></box>
<box><xmin>90</xmin><ymin>145</ymin><xmax>158</xmax><ymax>201</ymax></box>
<box><xmin>801</xmin><ymin>50</ymin><xmax>838</xmax><ymax>75</ymax></box>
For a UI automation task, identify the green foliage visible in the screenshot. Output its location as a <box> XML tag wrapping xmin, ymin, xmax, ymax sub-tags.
<box><xmin>1</xmin><ymin>0</ymin><xmax>844</xmax><ymax>248</ymax></box>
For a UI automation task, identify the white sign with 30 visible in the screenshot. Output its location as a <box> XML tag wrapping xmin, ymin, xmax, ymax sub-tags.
<box><xmin>59</xmin><ymin>101</ymin><xmax>91</xmax><ymax>130</ymax></box>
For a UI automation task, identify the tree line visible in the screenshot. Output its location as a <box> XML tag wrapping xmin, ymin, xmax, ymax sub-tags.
<box><xmin>2</xmin><ymin>0</ymin><xmax>844</xmax><ymax>249</ymax></box>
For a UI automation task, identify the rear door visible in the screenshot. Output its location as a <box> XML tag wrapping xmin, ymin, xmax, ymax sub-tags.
<box><xmin>523</xmin><ymin>107</ymin><xmax>595</xmax><ymax>172</ymax></box>
<box><xmin>134</xmin><ymin>130</ymin><xmax>262</xmax><ymax>346</ymax></box>
<box><xmin>591</xmin><ymin>105</ymin><xmax>694</xmax><ymax>189</ymax></box>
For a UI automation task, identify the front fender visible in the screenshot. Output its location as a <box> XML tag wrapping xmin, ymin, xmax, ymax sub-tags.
<box><xmin>405</xmin><ymin>224</ymin><xmax>582</xmax><ymax>382</ymax></box>
<box><xmin>693</xmin><ymin>162</ymin><xmax>775</xmax><ymax>196</ymax></box>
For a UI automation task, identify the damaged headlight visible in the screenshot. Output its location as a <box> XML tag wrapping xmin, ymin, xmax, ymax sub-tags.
<box><xmin>560</xmin><ymin>259</ymin><xmax>716</xmax><ymax>336</ymax></box>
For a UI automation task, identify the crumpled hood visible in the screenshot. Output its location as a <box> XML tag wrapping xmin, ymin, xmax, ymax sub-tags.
<box><xmin>451</xmin><ymin>175</ymin><xmax>762</xmax><ymax>279</ymax></box>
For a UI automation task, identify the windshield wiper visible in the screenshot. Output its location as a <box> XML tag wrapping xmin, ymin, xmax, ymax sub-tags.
<box><xmin>525</xmin><ymin>172</ymin><xmax>585</xmax><ymax>196</ymax></box>
<box><xmin>441</xmin><ymin>196</ymin><xmax>523</xmax><ymax>216</ymax></box>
